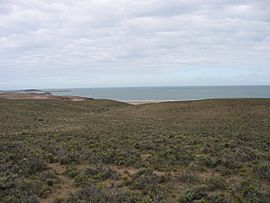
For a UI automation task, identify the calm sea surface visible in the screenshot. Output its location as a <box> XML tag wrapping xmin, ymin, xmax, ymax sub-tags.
<box><xmin>48</xmin><ymin>86</ymin><xmax>270</xmax><ymax>101</ymax></box>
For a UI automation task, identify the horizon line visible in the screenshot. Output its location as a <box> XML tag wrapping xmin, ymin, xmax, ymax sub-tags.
<box><xmin>1</xmin><ymin>84</ymin><xmax>270</xmax><ymax>91</ymax></box>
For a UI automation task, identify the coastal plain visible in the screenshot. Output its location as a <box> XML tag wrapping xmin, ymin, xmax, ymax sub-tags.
<box><xmin>0</xmin><ymin>95</ymin><xmax>269</xmax><ymax>202</ymax></box>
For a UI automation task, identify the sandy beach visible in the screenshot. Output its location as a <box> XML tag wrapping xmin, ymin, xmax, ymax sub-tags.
<box><xmin>121</xmin><ymin>100</ymin><xmax>176</xmax><ymax>105</ymax></box>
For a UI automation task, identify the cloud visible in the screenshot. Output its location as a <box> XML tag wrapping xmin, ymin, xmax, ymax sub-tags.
<box><xmin>0</xmin><ymin>0</ymin><xmax>270</xmax><ymax>88</ymax></box>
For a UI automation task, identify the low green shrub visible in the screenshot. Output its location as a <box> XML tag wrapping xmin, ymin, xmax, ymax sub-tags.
<box><xmin>3</xmin><ymin>177</ymin><xmax>47</xmax><ymax>203</ymax></box>
<box><xmin>220</xmin><ymin>152</ymin><xmax>242</xmax><ymax>169</ymax></box>
<box><xmin>65</xmin><ymin>165</ymin><xmax>80</xmax><ymax>178</ymax></box>
<box><xmin>22</xmin><ymin>157</ymin><xmax>47</xmax><ymax>175</ymax></box>
<box><xmin>74</xmin><ymin>165</ymin><xmax>118</xmax><ymax>186</ymax></box>
<box><xmin>69</xmin><ymin>184</ymin><xmax>151</xmax><ymax>203</ymax></box>
<box><xmin>200</xmin><ymin>155</ymin><xmax>220</xmax><ymax>168</ymax></box>
<box><xmin>128</xmin><ymin>169</ymin><xmax>168</xmax><ymax>201</ymax></box>
<box><xmin>176</xmin><ymin>171</ymin><xmax>200</xmax><ymax>183</ymax></box>
<box><xmin>178</xmin><ymin>185</ymin><xmax>207</xmax><ymax>203</ymax></box>
<box><xmin>74</xmin><ymin>173</ymin><xmax>95</xmax><ymax>186</ymax></box>
<box><xmin>253</xmin><ymin>162</ymin><xmax>270</xmax><ymax>181</ymax></box>
<box><xmin>206</xmin><ymin>192</ymin><xmax>226</xmax><ymax>203</ymax></box>
<box><xmin>228</xmin><ymin>180</ymin><xmax>270</xmax><ymax>203</ymax></box>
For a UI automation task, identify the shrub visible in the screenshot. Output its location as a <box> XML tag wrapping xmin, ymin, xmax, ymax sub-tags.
<box><xmin>129</xmin><ymin>169</ymin><xmax>168</xmax><ymax>201</ymax></box>
<box><xmin>114</xmin><ymin>189</ymin><xmax>152</xmax><ymax>203</ymax></box>
<box><xmin>83</xmin><ymin>166</ymin><xmax>118</xmax><ymax>181</ymax></box>
<box><xmin>201</xmin><ymin>156</ymin><xmax>220</xmax><ymax>168</ymax></box>
<box><xmin>65</xmin><ymin>165</ymin><xmax>80</xmax><ymax>178</ymax></box>
<box><xmin>241</xmin><ymin>183</ymin><xmax>269</xmax><ymax>202</ymax></box>
<box><xmin>68</xmin><ymin>184</ymin><xmax>107</xmax><ymax>202</ymax></box>
<box><xmin>59</xmin><ymin>156</ymin><xmax>74</xmax><ymax>165</ymax></box>
<box><xmin>206</xmin><ymin>175</ymin><xmax>227</xmax><ymax>191</ymax></box>
<box><xmin>0</xmin><ymin>175</ymin><xmax>15</xmax><ymax>191</ymax></box>
<box><xmin>74</xmin><ymin>173</ymin><xmax>95</xmax><ymax>186</ymax></box>
<box><xmin>206</xmin><ymin>192</ymin><xmax>226</xmax><ymax>203</ymax></box>
<box><xmin>4</xmin><ymin>194</ymin><xmax>39</xmax><ymax>203</ymax></box>
<box><xmin>220</xmin><ymin>152</ymin><xmax>242</xmax><ymax>169</ymax></box>
<box><xmin>174</xmin><ymin>148</ymin><xmax>195</xmax><ymax>166</ymax></box>
<box><xmin>3</xmin><ymin>178</ymin><xmax>47</xmax><ymax>203</ymax></box>
<box><xmin>253</xmin><ymin>163</ymin><xmax>270</xmax><ymax>181</ymax></box>
<box><xmin>176</xmin><ymin>171</ymin><xmax>200</xmax><ymax>183</ymax></box>
<box><xmin>74</xmin><ymin>165</ymin><xmax>118</xmax><ymax>186</ymax></box>
<box><xmin>178</xmin><ymin>185</ymin><xmax>207</xmax><ymax>203</ymax></box>
<box><xmin>228</xmin><ymin>181</ymin><xmax>270</xmax><ymax>203</ymax></box>
<box><xmin>17</xmin><ymin>178</ymin><xmax>46</xmax><ymax>196</ymax></box>
<box><xmin>69</xmin><ymin>184</ymin><xmax>151</xmax><ymax>203</ymax></box>
<box><xmin>40</xmin><ymin>170</ymin><xmax>58</xmax><ymax>182</ymax></box>
<box><xmin>22</xmin><ymin>157</ymin><xmax>47</xmax><ymax>175</ymax></box>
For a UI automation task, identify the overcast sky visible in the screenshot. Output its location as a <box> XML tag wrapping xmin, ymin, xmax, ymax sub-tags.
<box><xmin>1</xmin><ymin>0</ymin><xmax>270</xmax><ymax>89</ymax></box>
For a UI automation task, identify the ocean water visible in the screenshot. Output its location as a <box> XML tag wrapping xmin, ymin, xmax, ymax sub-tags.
<box><xmin>48</xmin><ymin>86</ymin><xmax>270</xmax><ymax>101</ymax></box>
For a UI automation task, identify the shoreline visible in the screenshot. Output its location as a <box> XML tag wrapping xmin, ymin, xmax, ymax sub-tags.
<box><xmin>0</xmin><ymin>92</ymin><xmax>173</xmax><ymax>104</ymax></box>
<box><xmin>119</xmin><ymin>100</ymin><xmax>177</xmax><ymax>105</ymax></box>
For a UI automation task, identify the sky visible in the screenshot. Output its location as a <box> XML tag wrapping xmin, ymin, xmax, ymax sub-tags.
<box><xmin>0</xmin><ymin>0</ymin><xmax>270</xmax><ymax>89</ymax></box>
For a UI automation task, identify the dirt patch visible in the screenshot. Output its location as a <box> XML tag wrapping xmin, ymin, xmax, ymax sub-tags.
<box><xmin>40</xmin><ymin>163</ymin><xmax>78</xmax><ymax>203</ymax></box>
<box><xmin>198</xmin><ymin>169</ymin><xmax>218</xmax><ymax>181</ymax></box>
<box><xmin>110</xmin><ymin>165</ymin><xmax>140</xmax><ymax>176</ymax></box>
<box><xmin>167</xmin><ymin>183</ymin><xmax>185</xmax><ymax>203</ymax></box>
<box><xmin>48</xmin><ymin>163</ymin><xmax>67</xmax><ymax>174</ymax></box>
<box><xmin>140</xmin><ymin>153</ymin><xmax>152</xmax><ymax>162</ymax></box>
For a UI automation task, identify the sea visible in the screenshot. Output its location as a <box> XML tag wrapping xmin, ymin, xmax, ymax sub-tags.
<box><xmin>48</xmin><ymin>86</ymin><xmax>270</xmax><ymax>101</ymax></box>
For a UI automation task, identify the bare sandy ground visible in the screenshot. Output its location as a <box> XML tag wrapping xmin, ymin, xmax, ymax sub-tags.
<box><xmin>121</xmin><ymin>100</ymin><xmax>176</xmax><ymax>105</ymax></box>
<box><xmin>0</xmin><ymin>93</ymin><xmax>91</xmax><ymax>101</ymax></box>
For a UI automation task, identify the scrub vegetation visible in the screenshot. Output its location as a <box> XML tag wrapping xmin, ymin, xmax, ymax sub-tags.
<box><xmin>0</xmin><ymin>98</ymin><xmax>269</xmax><ymax>202</ymax></box>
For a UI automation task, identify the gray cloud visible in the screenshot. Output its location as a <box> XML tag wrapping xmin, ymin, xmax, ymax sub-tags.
<box><xmin>0</xmin><ymin>0</ymin><xmax>270</xmax><ymax>88</ymax></box>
